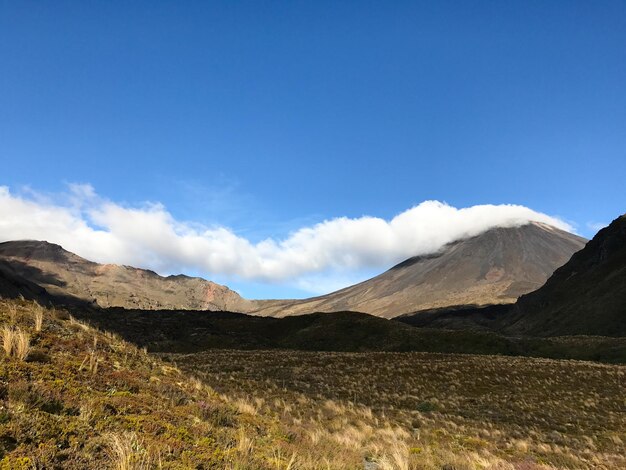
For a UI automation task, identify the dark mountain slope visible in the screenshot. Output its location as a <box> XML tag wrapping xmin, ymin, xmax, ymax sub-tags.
<box><xmin>502</xmin><ymin>215</ymin><xmax>626</xmax><ymax>336</ymax></box>
<box><xmin>0</xmin><ymin>259</ymin><xmax>55</xmax><ymax>302</ymax></box>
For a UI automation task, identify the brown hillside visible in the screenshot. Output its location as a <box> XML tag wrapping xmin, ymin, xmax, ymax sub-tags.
<box><xmin>0</xmin><ymin>240</ymin><xmax>253</xmax><ymax>311</ymax></box>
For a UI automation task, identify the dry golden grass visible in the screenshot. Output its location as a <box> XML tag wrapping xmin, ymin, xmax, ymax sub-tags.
<box><xmin>0</xmin><ymin>299</ymin><xmax>287</xmax><ymax>469</ymax></box>
<box><xmin>1</xmin><ymin>325</ymin><xmax>30</xmax><ymax>360</ymax></box>
<box><xmin>7</xmin><ymin>302</ymin><xmax>18</xmax><ymax>323</ymax></box>
<box><xmin>105</xmin><ymin>432</ymin><xmax>151</xmax><ymax>470</ymax></box>
<box><xmin>33</xmin><ymin>301</ymin><xmax>44</xmax><ymax>332</ymax></box>
<box><xmin>12</xmin><ymin>327</ymin><xmax>30</xmax><ymax>360</ymax></box>
<box><xmin>1</xmin><ymin>324</ymin><xmax>14</xmax><ymax>356</ymax></box>
<box><xmin>2</xmin><ymin>297</ymin><xmax>624</xmax><ymax>469</ymax></box>
<box><xmin>169</xmin><ymin>349</ymin><xmax>626</xmax><ymax>469</ymax></box>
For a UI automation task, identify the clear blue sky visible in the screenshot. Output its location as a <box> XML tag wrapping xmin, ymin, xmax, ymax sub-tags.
<box><xmin>1</xmin><ymin>1</ymin><xmax>625</xmax><ymax>298</ymax></box>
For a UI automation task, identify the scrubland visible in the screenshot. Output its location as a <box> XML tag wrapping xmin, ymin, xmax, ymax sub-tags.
<box><xmin>166</xmin><ymin>350</ymin><xmax>626</xmax><ymax>469</ymax></box>
<box><xmin>1</xmin><ymin>298</ymin><xmax>624</xmax><ymax>469</ymax></box>
<box><xmin>0</xmin><ymin>299</ymin><xmax>287</xmax><ymax>469</ymax></box>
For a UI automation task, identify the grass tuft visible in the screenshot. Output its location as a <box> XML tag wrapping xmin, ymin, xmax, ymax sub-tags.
<box><xmin>105</xmin><ymin>432</ymin><xmax>150</xmax><ymax>470</ymax></box>
<box><xmin>1</xmin><ymin>325</ymin><xmax>30</xmax><ymax>360</ymax></box>
<box><xmin>33</xmin><ymin>301</ymin><xmax>44</xmax><ymax>332</ymax></box>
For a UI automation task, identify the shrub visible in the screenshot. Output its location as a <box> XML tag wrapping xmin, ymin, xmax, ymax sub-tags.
<box><xmin>416</xmin><ymin>401</ymin><xmax>437</xmax><ymax>413</ymax></box>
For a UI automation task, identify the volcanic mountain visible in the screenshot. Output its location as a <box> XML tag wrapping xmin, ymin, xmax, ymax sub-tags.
<box><xmin>502</xmin><ymin>214</ymin><xmax>626</xmax><ymax>337</ymax></box>
<box><xmin>0</xmin><ymin>240</ymin><xmax>253</xmax><ymax>311</ymax></box>
<box><xmin>249</xmin><ymin>223</ymin><xmax>587</xmax><ymax>318</ymax></box>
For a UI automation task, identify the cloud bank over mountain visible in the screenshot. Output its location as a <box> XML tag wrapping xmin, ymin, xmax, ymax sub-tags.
<box><xmin>0</xmin><ymin>184</ymin><xmax>572</xmax><ymax>288</ymax></box>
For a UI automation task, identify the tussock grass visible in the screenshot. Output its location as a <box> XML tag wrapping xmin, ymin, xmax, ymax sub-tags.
<box><xmin>33</xmin><ymin>301</ymin><xmax>44</xmax><ymax>332</ymax></box>
<box><xmin>105</xmin><ymin>432</ymin><xmax>150</xmax><ymax>470</ymax></box>
<box><xmin>1</xmin><ymin>324</ymin><xmax>14</xmax><ymax>356</ymax></box>
<box><xmin>0</xmin><ymin>299</ymin><xmax>282</xmax><ymax>468</ymax></box>
<box><xmin>12</xmin><ymin>327</ymin><xmax>30</xmax><ymax>360</ymax></box>
<box><xmin>1</xmin><ymin>325</ymin><xmax>30</xmax><ymax>360</ymax></box>
<box><xmin>169</xmin><ymin>349</ymin><xmax>626</xmax><ymax>469</ymax></box>
<box><xmin>7</xmin><ymin>303</ymin><xmax>18</xmax><ymax>323</ymax></box>
<box><xmin>1</xmin><ymin>297</ymin><xmax>624</xmax><ymax>469</ymax></box>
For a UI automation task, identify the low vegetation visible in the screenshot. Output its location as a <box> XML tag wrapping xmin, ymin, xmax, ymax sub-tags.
<box><xmin>165</xmin><ymin>350</ymin><xmax>626</xmax><ymax>469</ymax></box>
<box><xmin>74</xmin><ymin>308</ymin><xmax>626</xmax><ymax>363</ymax></box>
<box><xmin>0</xmin><ymin>299</ymin><xmax>288</xmax><ymax>469</ymax></box>
<box><xmin>1</xmin><ymin>298</ymin><xmax>624</xmax><ymax>468</ymax></box>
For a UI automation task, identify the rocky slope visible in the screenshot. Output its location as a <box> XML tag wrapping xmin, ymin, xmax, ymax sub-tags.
<box><xmin>0</xmin><ymin>240</ymin><xmax>253</xmax><ymax>311</ymax></box>
<box><xmin>503</xmin><ymin>214</ymin><xmax>626</xmax><ymax>336</ymax></box>
<box><xmin>250</xmin><ymin>223</ymin><xmax>587</xmax><ymax>318</ymax></box>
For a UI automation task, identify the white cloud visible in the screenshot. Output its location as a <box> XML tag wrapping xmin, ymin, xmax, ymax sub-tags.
<box><xmin>0</xmin><ymin>184</ymin><xmax>573</xmax><ymax>292</ymax></box>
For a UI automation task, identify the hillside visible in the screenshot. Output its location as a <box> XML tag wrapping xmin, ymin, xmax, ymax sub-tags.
<box><xmin>250</xmin><ymin>223</ymin><xmax>587</xmax><ymax>318</ymax></box>
<box><xmin>0</xmin><ymin>260</ymin><xmax>51</xmax><ymax>303</ymax></box>
<box><xmin>503</xmin><ymin>214</ymin><xmax>626</xmax><ymax>336</ymax></box>
<box><xmin>0</xmin><ymin>298</ymin><xmax>286</xmax><ymax>469</ymax></box>
<box><xmin>0</xmin><ymin>240</ymin><xmax>253</xmax><ymax>311</ymax></box>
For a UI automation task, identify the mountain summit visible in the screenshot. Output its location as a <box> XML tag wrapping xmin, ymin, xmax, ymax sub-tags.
<box><xmin>249</xmin><ymin>223</ymin><xmax>587</xmax><ymax>318</ymax></box>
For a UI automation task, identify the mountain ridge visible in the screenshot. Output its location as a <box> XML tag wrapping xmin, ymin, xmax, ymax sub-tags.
<box><xmin>0</xmin><ymin>240</ymin><xmax>254</xmax><ymax>311</ymax></box>
<box><xmin>399</xmin><ymin>215</ymin><xmax>626</xmax><ymax>337</ymax></box>
<box><xmin>0</xmin><ymin>222</ymin><xmax>587</xmax><ymax>318</ymax></box>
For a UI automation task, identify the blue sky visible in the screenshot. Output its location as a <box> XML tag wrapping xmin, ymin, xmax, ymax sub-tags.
<box><xmin>1</xmin><ymin>2</ymin><xmax>625</xmax><ymax>298</ymax></box>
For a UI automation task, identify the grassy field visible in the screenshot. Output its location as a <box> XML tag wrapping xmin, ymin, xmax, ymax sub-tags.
<box><xmin>165</xmin><ymin>350</ymin><xmax>626</xmax><ymax>469</ymax></box>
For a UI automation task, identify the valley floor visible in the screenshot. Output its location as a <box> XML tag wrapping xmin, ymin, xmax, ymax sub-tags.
<box><xmin>164</xmin><ymin>350</ymin><xmax>626</xmax><ymax>469</ymax></box>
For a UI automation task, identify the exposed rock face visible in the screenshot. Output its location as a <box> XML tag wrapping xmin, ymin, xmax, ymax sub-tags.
<box><xmin>248</xmin><ymin>223</ymin><xmax>587</xmax><ymax>319</ymax></box>
<box><xmin>503</xmin><ymin>215</ymin><xmax>626</xmax><ymax>337</ymax></box>
<box><xmin>0</xmin><ymin>240</ymin><xmax>253</xmax><ymax>311</ymax></box>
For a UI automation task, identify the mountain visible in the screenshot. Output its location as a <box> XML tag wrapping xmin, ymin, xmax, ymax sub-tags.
<box><xmin>249</xmin><ymin>223</ymin><xmax>587</xmax><ymax>318</ymax></box>
<box><xmin>0</xmin><ymin>222</ymin><xmax>586</xmax><ymax>318</ymax></box>
<box><xmin>502</xmin><ymin>214</ymin><xmax>626</xmax><ymax>336</ymax></box>
<box><xmin>0</xmin><ymin>240</ymin><xmax>253</xmax><ymax>311</ymax></box>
